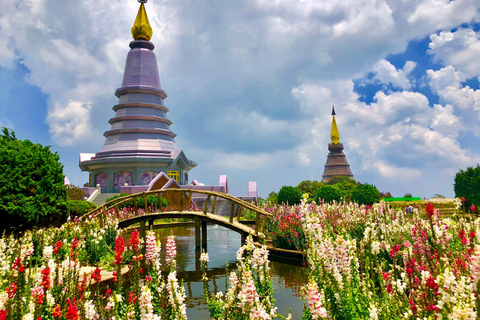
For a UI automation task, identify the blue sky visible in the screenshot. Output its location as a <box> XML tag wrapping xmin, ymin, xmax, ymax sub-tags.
<box><xmin>1</xmin><ymin>0</ymin><xmax>480</xmax><ymax>199</ymax></box>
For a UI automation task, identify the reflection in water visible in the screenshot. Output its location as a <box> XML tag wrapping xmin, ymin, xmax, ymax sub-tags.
<box><xmin>153</xmin><ymin>225</ymin><xmax>308</xmax><ymax>318</ymax></box>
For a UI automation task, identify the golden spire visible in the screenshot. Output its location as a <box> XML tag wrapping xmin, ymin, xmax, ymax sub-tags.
<box><xmin>131</xmin><ymin>0</ymin><xmax>153</xmax><ymax>41</ymax></box>
<box><xmin>330</xmin><ymin>105</ymin><xmax>340</xmax><ymax>144</ymax></box>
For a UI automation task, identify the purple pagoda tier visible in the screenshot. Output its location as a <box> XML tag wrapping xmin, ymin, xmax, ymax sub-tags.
<box><xmin>80</xmin><ymin>1</ymin><xmax>196</xmax><ymax>193</ymax></box>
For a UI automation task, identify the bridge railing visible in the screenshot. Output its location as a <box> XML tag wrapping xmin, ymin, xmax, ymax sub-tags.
<box><xmin>80</xmin><ymin>188</ymin><xmax>272</xmax><ymax>236</ymax></box>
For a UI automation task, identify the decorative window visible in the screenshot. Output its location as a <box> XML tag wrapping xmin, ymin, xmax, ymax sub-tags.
<box><xmin>167</xmin><ymin>170</ymin><xmax>180</xmax><ymax>182</ymax></box>
<box><xmin>114</xmin><ymin>171</ymin><xmax>133</xmax><ymax>189</ymax></box>
<box><xmin>95</xmin><ymin>173</ymin><xmax>107</xmax><ymax>189</ymax></box>
<box><xmin>141</xmin><ymin>170</ymin><xmax>158</xmax><ymax>185</ymax></box>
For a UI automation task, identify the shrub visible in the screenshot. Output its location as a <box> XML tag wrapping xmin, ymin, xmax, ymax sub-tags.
<box><xmin>316</xmin><ymin>185</ymin><xmax>343</xmax><ymax>203</ymax></box>
<box><xmin>68</xmin><ymin>200</ymin><xmax>97</xmax><ymax>217</ymax></box>
<box><xmin>351</xmin><ymin>183</ymin><xmax>381</xmax><ymax>205</ymax></box>
<box><xmin>296</xmin><ymin>180</ymin><xmax>324</xmax><ymax>199</ymax></box>
<box><xmin>454</xmin><ymin>165</ymin><xmax>480</xmax><ymax>212</ymax></box>
<box><xmin>67</xmin><ymin>186</ymin><xmax>86</xmax><ymax>200</ymax></box>
<box><xmin>381</xmin><ymin>191</ymin><xmax>393</xmax><ymax>198</ymax></box>
<box><xmin>333</xmin><ymin>177</ymin><xmax>358</xmax><ymax>200</ymax></box>
<box><xmin>265</xmin><ymin>191</ymin><xmax>278</xmax><ymax>204</ymax></box>
<box><xmin>404</xmin><ymin>193</ymin><xmax>413</xmax><ymax>198</ymax></box>
<box><xmin>326</xmin><ymin>175</ymin><xmax>354</xmax><ymax>185</ymax></box>
<box><xmin>105</xmin><ymin>193</ymin><xmax>167</xmax><ymax>210</ymax></box>
<box><xmin>432</xmin><ymin>193</ymin><xmax>446</xmax><ymax>199</ymax></box>
<box><xmin>0</xmin><ymin>128</ymin><xmax>68</xmax><ymax>232</ymax></box>
<box><xmin>277</xmin><ymin>186</ymin><xmax>302</xmax><ymax>205</ymax></box>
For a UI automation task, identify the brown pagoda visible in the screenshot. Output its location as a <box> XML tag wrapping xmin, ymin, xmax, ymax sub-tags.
<box><xmin>322</xmin><ymin>106</ymin><xmax>354</xmax><ymax>182</ymax></box>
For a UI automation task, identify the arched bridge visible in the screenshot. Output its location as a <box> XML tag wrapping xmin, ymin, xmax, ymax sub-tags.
<box><xmin>80</xmin><ymin>189</ymin><xmax>272</xmax><ymax>247</ymax></box>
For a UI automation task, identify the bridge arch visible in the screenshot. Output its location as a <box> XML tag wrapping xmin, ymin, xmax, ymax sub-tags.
<box><xmin>80</xmin><ymin>188</ymin><xmax>272</xmax><ymax>247</ymax></box>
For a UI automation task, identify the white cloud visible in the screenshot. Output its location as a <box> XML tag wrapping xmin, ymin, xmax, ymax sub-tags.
<box><xmin>292</xmin><ymin>79</ymin><xmax>479</xmax><ymax>186</ymax></box>
<box><xmin>426</xmin><ymin>66</ymin><xmax>480</xmax><ymax>128</ymax></box>
<box><xmin>376</xmin><ymin>161</ymin><xmax>421</xmax><ymax>180</ymax></box>
<box><xmin>428</xmin><ymin>28</ymin><xmax>480</xmax><ymax>78</ymax></box>
<box><xmin>211</xmin><ymin>152</ymin><xmax>272</xmax><ymax>170</ymax></box>
<box><xmin>373</xmin><ymin>59</ymin><xmax>416</xmax><ymax>90</ymax></box>
<box><xmin>1</xmin><ymin>0</ymin><xmax>480</xmax><ymax>197</ymax></box>
<box><xmin>46</xmin><ymin>100</ymin><xmax>94</xmax><ymax>146</ymax></box>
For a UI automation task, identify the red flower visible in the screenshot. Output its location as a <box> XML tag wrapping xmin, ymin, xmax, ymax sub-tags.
<box><xmin>41</xmin><ymin>267</ymin><xmax>51</xmax><ymax>291</ymax></box>
<box><xmin>0</xmin><ymin>309</ymin><xmax>7</xmax><ymax>320</ymax></box>
<box><xmin>12</xmin><ymin>257</ymin><xmax>21</xmax><ymax>270</ymax></box>
<box><xmin>461</xmin><ymin>197</ymin><xmax>466</xmax><ymax>202</ymax></box>
<box><xmin>469</xmin><ymin>230</ymin><xmax>475</xmax><ymax>239</ymax></box>
<box><xmin>78</xmin><ymin>274</ymin><xmax>87</xmax><ymax>295</ymax></box>
<box><xmin>53</xmin><ymin>241</ymin><xmax>62</xmax><ymax>254</ymax></box>
<box><xmin>114</xmin><ymin>236</ymin><xmax>125</xmax><ymax>265</ymax></box>
<box><xmin>70</xmin><ymin>237</ymin><xmax>79</xmax><ymax>260</ymax></box>
<box><xmin>91</xmin><ymin>267</ymin><xmax>101</xmax><ymax>283</ymax></box>
<box><xmin>471</xmin><ymin>205</ymin><xmax>476</xmax><ymax>212</ymax></box>
<box><xmin>66</xmin><ymin>300</ymin><xmax>79</xmax><ymax>320</ymax></box>
<box><xmin>425</xmin><ymin>202</ymin><xmax>435</xmax><ymax>219</ymax></box>
<box><xmin>130</xmin><ymin>229</ymin><xmax>140</xmax><ymax>253</ymax></box>
<box><xmin>52</xmin><ymin>305</ymin><xmax>62</xmax><ymax>318</ymax></box>
<box><xmin>6</xmin><ymin>283</ymin><xmax>17</xmax><ymax>299</ymax></box>
<box><xmin>386</xmin><ymin>282</ymin><xmax>393</xmax><ymax>294</ymax></box>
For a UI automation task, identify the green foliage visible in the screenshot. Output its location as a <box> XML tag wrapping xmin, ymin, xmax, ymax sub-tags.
<box><xmin>296</xmin><ymin>180</ymin><xmax>324</xmax><ymax>199</ymax></box>
<box><xmin>67</xmin><ymin>186</ymin><xmax>86</xmax><ymax>200</ymax></box>
<box><xmin>0</xmin><ymin>128</ymin><xmax>68</xmax><ymax>232</ymax></box>
<box><xmin>333</xmin><ymin>178</ymin><xmax>358</xmax><ymax>200</ymax></box>
<box><xmin>68</xmin><ymin>200</ymin><xmax>97</xmax><ymax>217</ymax></box>
<box><xmin>326</xmin><ymin>175</ymin><xmax>354</xmax><ymax>185</ymax></box>
<box><xmin>265</xmin><ymin>191</ymin><xmax>278</xmax><ymax>204</ymax></box>
<box><xmin>316</xmin><ymin>185</ymin><xmax>343</xmax><ymax>204</ymax></box>
<box><xmin>351</xmin><ymin>183</ymin><xmax>381</xmax><ymax>206</ymax></box>
<box><xmin>105</xmin><ymin>193</ymin><xmax>168</xmax><ymax>211</ymax></box>
<box><xmin>404</xmin><ymin>193</ymin><xmax>413</xmax><ymax>198</ymax></box>
<box><xmin>454</xmin><ymin>165</ymin><xmax>480</xmax><ymax>212</ymax></box>
<box><xmin>277</xmin><ymin>186</ymin><xmax>302</xmax><ymax>205</ymax></box>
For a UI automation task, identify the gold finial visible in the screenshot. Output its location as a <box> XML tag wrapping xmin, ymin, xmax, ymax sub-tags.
<box><xmin>131</xmin><ymin>1</ymin><xmax>153</xmax><ymax>41</ymax></box>
<box><xmin>330</xmin><ymin>105</ymin><xmax>340</xmax><ymax>144</ymax></box>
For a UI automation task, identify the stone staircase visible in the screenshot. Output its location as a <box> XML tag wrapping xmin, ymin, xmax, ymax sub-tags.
<box><xmin>91</xmin><ymin>193</ymin><xmax>117</xmax><ymax>206</ymax></box>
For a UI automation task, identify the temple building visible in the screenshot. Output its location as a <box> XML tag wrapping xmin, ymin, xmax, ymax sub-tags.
<box><xmin>79</xmin><ymin>1</ymin><xmax>196</xmax><ymax>193</ymax></box>
<box><xmin>322</xmin><ymin>106</ymin><xmax>354</xmax><ymax>182</ymax></box>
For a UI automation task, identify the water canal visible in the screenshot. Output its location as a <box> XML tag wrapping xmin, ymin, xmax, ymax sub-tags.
<box><xmin>153</xmin><ymin>224</ymin><xmax>309</xmax><ymax>318</ymax></box>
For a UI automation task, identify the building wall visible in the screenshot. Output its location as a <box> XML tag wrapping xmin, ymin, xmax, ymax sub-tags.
<box><xmin>91</xmin><ymin>166</ymin><xmax>186</xmax><ymax>193</ymax></box>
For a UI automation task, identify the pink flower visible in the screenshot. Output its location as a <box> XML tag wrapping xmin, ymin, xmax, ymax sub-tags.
<box><xmin>471</xmin><ymin>205</ymin><xmax>476</xmax><ymax>211</ymax></box>
<box><xmin>166</xmin><ymin>235</ymin><xmax>177</xmax><ymax>265</ymax></box>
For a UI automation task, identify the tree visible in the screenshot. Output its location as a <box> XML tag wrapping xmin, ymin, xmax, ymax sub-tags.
<box><xmin>296</xmin><ymin>180</ymin><xmax>324</xmax><ymax>198</ymax></box>
<box><xmin>316</xmin><ymin>185</ymin><xmax>342</xmax><ymax>204</ymax></box>
<box><xmin>265</xmin><ymin>191</ymin><xmax>278</xmax><ymax>204</ymax></box>
<box><xmin>67</xmin><ymin>186</ymin><xmax>86</xmax><ymax>200</ymax></box>
<box><xmin>432</xmin><ymin>194</ymin><xmax>446</xmax><ymax>199</ymax></box>
<box><xmin>327</xmin><ymin>175</ymin><xmax>355</xmax><ymax>185</ymax></box>
<box><xmin>454</xmin><ymin>165</ymin><xmax>480</xmax><ymax>211</ymax></box>
<box><xmin>351</xmin><ymin>183</ymin><xmax>381</xmax><ymax>206</ymax></box>
<box><xmin>0</xmin><ymin>128</ymin><xmax>68</xmax><ymax>232</ymax></box>
<box><xmin>277</xmin><ymin>186</ymin><xmax>302</xmax><ymax>205</ymax></box>
<box><xmin>404</xmin><ymin>193</ymin><xmax>413</xmax><ymax>198</ymax></box>
<box><xmin>333</xmin><ymin>178</ymin><xmax>358</xmax><ymax>200</ymax></box>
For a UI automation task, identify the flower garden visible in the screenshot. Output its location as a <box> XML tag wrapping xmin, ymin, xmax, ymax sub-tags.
<box><xmin>1</xmin><ymin>195</ymin><xmax>479</xmax><ymax>319</ymax></box>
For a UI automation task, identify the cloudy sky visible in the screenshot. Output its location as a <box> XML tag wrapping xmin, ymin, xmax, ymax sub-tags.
<box><xmin>1</xmin><ymin>0</ymin><xmax>480</xmax><ymax>199</ymax></box>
